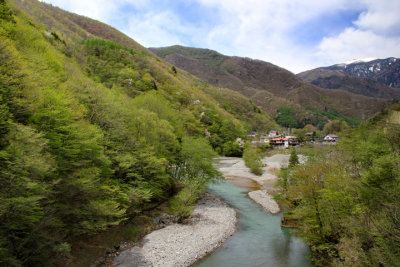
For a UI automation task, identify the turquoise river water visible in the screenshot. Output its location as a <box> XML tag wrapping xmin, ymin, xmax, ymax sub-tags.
<box><xmin>195</xmin><ymin>180</ymin><xmax>313</xmax><ymax>267</ymax></box>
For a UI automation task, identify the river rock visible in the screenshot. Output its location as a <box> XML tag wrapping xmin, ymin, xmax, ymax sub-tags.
<box><xmin>248</xmin><ymin>190</ymin><xmax>280</xmax><ymax>214</ymax></box>
<box><xmin>113</xmin><ymin>192</ymin><xmax>236</xmax><ymax>267</ymax></box>
<box><xmin>153</xmin><ymin>214</ymin><xmax>179</xmax><ymax>229</ymax></box>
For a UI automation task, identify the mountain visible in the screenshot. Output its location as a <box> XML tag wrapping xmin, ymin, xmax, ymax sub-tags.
<box><xmin>1</xmin><ymin>0</ymin><xmax>279</xmax><ymax>265</ymax></box>
<box><xmin>308</xmin><ymin>57</ymin><xmax>400</xmax><ymax>88</ymax></box>
<box><xmin>10</xmin><ymin>0</ymin><xmax>278</xmax><ymax>133</ymax></box>
<box><xmin>298</xmin><ymin>68</ymin><xmax>400</xmax><ymax>100</ymax></box>
<box><xmin>150</xmin><ymin>45</ymin><xmax>390</xmax><ymax>126</ymax></box>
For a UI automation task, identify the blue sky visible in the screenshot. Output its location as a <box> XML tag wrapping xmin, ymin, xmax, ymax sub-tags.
<box><xmin>41</xmin><ymin>0</ymin><xmax>400</xmax><ymax>73</ymax></box>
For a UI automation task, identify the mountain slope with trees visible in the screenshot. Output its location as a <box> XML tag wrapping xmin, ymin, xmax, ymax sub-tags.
<box><xmin>308</xmin><ymin>57</ymin><xmax>400</xmax><ymax>88</ymax></box>
<box><xmin>298</xmin><ymin>68</ymin><xmax>400</xmax><ymax>100</ymax></box>
<box><xmin>0</xmin><ymin>0</ymin><xmax>278</xmax><ymax>265</ymax></box>
<box><xmin>150</xmin><ymin>46</ymin><xmax>390</xmax><ymax>127</ymax></box>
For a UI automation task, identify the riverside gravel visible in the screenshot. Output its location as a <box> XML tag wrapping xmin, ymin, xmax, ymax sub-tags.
<box><xmin>113</xmin><ymin>193</ymin><xmax>236</xmax><ymax>267</ymax></box>
<box><xmin>248</xmin><ymin>190</ymin><xmax>281</xmax><ymax>214</ymax></box>
<box><xmin>216</xmin><ymin>154</ymin><xmax>306</xmax><ymax>214</ymax></box>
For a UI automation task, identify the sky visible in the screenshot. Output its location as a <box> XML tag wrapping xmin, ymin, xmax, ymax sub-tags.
<box><xmin>40</xmin><ymin>0</ymin><xmax>400</xmax><ymax>73</ymax></box>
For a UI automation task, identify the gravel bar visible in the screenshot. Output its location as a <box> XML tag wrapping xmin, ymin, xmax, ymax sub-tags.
<box><xmin>248</xmin><ymin>190</ymin><xmax>281</xmax><ymax>214</ymax></box>
<box><xmin>113</xmin><ymin>193</ymin><xmax>237</xmax><ymax>267</ymax></box>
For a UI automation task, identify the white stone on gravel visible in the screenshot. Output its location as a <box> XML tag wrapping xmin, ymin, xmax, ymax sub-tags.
<box><xmin>113</xmin><ymin>193</ymin><xmax>236</xmax><ymax>267</ymax></box>
<box><xmin>248</xmin><ymin>190</ymin><xmax>281</xmax><ymax>214</ymax></box>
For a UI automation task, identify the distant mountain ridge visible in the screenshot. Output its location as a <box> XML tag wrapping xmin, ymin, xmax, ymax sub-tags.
<box><xmin>315</xmin><ymin>57</ymin><xmax>400</xmax><ymax>88</ymax></box>
<box><xmin>298</xmin><ymin>68</ymin><xmax>400</xmax><ymax>100</ymax></box>
<box><xmin>151</xmin><ymin>45</ymin><xmax>389</xmax><ymax>125</ymax></box>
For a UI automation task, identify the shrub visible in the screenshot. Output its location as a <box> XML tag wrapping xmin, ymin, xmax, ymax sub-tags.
<box><xmin>168</xmin><ymin>181</ymin><xmax>205</xmax><ymax>222</ymax></box>
<box><xmin>243</xmin><ymin>145</ymin><xmax>263</xmax><ymax>175</ymax></box>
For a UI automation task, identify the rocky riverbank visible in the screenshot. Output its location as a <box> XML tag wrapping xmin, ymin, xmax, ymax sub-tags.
<box><xmin>112</xmin><ymin>192</ymin><xmax>236</xmax><ymax>267</ymax></box>
<box><xmin>248</xmin><ymin>190</ymin><xmax>280</xmax><ymax>214</ymax></box>
<box><xmin>217</xmin><ymin>154</ymin><xmax>306</xmax><ymax>191</ymax></box>
<box><xmin>216</xmin><ymin>154</ymin><xmax>306</xmax><ymax>213</ymax></box>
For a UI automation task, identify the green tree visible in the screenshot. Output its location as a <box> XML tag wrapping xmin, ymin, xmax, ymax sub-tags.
<box><xmin>243</xmin><ymin>145</ymin><xmax>263</xmax><ymax>175</ymax></box>
<box><xmin>276</xmin><ymin>113</ymin><xmax>400</xmax><ymax>266</ymax></box>
<box><xmin>276</xmin><ymin>106</ymin><xmax>299</xmax><ymax>128</ymax></box>
<box><xmin>169</xmin><ymin>137</ymin><xmax>218</xmax><ymax>220</ymax></box>
<box><xmin>289</xmin><ymin>148</ymin><xmax>299</xmax><ymax>167</ymax></box>
<box><xmin>174</xmin><ymin>136</ymin><xmax>218</xmax><ymax>182</ymax></box>
<box><xmin>0</xmin><ymin>124</ymin><xmax>55</xmax><ymax>266</ymax></box>
<box><xmin>0</xmin><ymin>0</ymin><xmax>15</xmax><ymax>24</ymax></box>
<box><xmin>323</xmin><ymin>120</ymin><xmax>349</xmax><ymax>134</ymax></box>
<box><xmin>222</xmin><ymin>140</ymin><xmax>243</xmax><ymax>157</ymax></box>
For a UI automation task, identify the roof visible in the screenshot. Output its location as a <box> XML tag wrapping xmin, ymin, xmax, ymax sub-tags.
<box><xmin>271</xmin><ymin>138</ymin><xmax>289</xmax><ymax>141</ymax></box>
<box><xmin>326</xmin><ymin>134</ymin><xmax>338</xmax><ymax>138</ymax></box>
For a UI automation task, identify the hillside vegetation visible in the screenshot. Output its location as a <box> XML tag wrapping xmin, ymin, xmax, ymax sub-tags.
<box><xmin>298</xmin><ymin>69</ymin><xmax>400</xmax><ymax>100</ymax></box>
<box><xmin>276</xmin><ymin>104</ymin><xmax>400</xmax><ymax>266</ymax></box>
<box><xmin>0</xmin><ymin>0</ymin><xmax>277</xmax><ymax>265</ymax></box>
<box><xmin>151</xmin><ymin>46</ymin><xmax>390</xmax><ymax>128</ymax></box>
<box><xmin>310</xmin><ymin>57</ymin><xmax>400</xmax><ymax>88</ymax></box>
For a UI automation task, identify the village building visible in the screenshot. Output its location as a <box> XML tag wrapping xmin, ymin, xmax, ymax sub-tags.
<box><xmin>268</xmin><ymin>130</ymin><xmax>278</xmax><ymax>139</ymax></box>
<box><xmin>270</xmin><ymin>136</ymin><xmax>298</xmax><ymax>148</ymax></box>
<box><xmin>246</xmin><ymin>131</ymin><xmax>257</xmax><ymax>140</ymax></box>
<box><xmin>259</xmin><ymin>135</ymin><xmax>269</xmax><ymax>144</ymax></box>
<box><xmin>324</xmin><ymin>134</ymin><xmax>339</xmax><ymax>142</ymax></box>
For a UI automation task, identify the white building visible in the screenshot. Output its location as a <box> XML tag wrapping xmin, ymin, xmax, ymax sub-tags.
<box><xmin>324</xmin><ymin>134</ymin><xmax>339</xmax><ymax>142</ymax></box>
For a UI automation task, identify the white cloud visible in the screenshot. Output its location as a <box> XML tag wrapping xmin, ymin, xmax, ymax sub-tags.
<box><xmin>122</xmin><ymin>10</ymin><xmax>195</xmax><ymax>47</ymax></box>
<box><xmin>354</xmin><ymin>0</ymin><xmax>400</xmax><ymax>35</ymax></box>
<box><xmin>315</xmin><ymin>0</ymin><xmax>400</xmax><ymax>69</ymax></box>
<box><xmin>40</xmin><ymin>0</ymin><xmax>119</xmax><ymax>21</ymax></box>
<box><xmin>40</xmin><ymin>0</ymin><xmax>400</xmax><ymax>73</ymax></box>
<box><xmin>318</xmin><ymin>28</ymin><xmax>400</xmax><ymax>63</ymax></box>
<box><xmin>40</xmin><ymin>0</ymin><xmax>150</xmax><ymax>21</ymax></box>
<box><xmin>186</xmin><ymin>0</ymin><xmax>353</xmax><ymax>72</ymax></box>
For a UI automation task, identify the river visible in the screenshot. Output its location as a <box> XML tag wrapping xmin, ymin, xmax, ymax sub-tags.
<box><xmin>195</xmin><ymin>180</ymin><xmax>313</xmax><ymax>267</ymax></box>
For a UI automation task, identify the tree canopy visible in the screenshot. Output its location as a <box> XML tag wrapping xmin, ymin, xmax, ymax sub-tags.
<box><xmin>276</xmin><ymin>105</ymin><xmax>400</xmax><ymax>266</ymax></box>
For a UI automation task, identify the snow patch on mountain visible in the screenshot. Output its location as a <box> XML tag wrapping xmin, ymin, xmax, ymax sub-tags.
<box><xmin>344</xmin><ymin>58</ymin><xmax>377</xmax><ymax>65</ymax></box>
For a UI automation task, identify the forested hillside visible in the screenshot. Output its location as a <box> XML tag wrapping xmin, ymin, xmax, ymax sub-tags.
<box><xmin>151</xmin><ymin>45</ymin><xmax>390</xmax><ymax>128</ymax></box>
<box><xmin>314</xmin><ymin>58</ymin><xmax>400</xmax><ymax>88</ymax></box>
<box><xmin>276</xmin><ymin>104</ymin><xmax>400</xmax><ymax>266</ymax></box>
<box><xmin>0</xmin><ymin>0</ymin><xmax>277</xmax><ymax>265</ymax></box>
<box><xmin>298</xmin><ymin>69</ymin><xmax>400</xmax><ymax>100</ymax></box>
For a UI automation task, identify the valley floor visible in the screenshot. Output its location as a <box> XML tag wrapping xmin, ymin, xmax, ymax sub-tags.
<box><xmin>217</xmin><ymin>154</ymin><xmax>306</xmax><ymax>214</ymax></box>
<box><xmin>112</xmin><ymin>154</ymin><xmax>299</xmax><ymax>267</ymax></box>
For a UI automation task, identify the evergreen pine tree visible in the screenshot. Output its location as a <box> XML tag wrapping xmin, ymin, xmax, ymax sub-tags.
<box><xmin>289</xmin><ymin>147</ymin><xmax>299</xmax><ymax>167</ymax></box>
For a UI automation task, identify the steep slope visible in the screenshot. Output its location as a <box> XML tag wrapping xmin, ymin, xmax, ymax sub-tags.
<box><xmin>9</xmin><ymin>0</ymin><xmax>277</xmax><ymax>132</ymax></box>
<box><xmin>312</xmin><ymin>57</ymin><xmax>400</xmax><ymax>88</ymax></box>
<box><xmin>0</xmin><ymin>0</ymin><xmax>278</xmax><ymax>265</ymax></box>
<box><xmin>298</xmin><ymin>69</ymin><xmax>400</xmax><ymax>99</ymax></box>
<box><xmin>150</xmin><ymin>46</ymin><xmax>389</xmax><ymax>123</ymax></box>
<box><xmin>160</xmin><ymin>51</ymin><xmax>310</xmax><ymax>120</ymax></box>
<box><xmin>9</xmin><ymin>0</ymin><xmax>146</xmax><ymax>52</ymax></box>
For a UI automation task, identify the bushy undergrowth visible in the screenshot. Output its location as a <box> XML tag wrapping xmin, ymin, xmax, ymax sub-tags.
<box><xmin>276</xmin><ymin>106</ymin><xmax>400</xmax><ymax>266</ymax></box>
<box><xmin>243</xmin><ymin>145</ymin><xmax>263</xmax><ymax>175</ymax></box>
